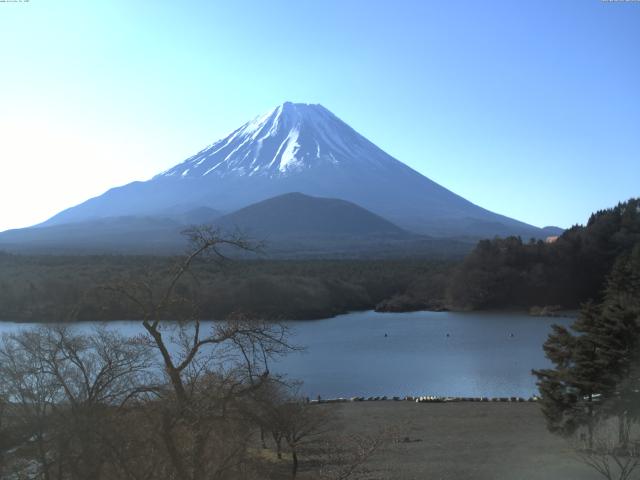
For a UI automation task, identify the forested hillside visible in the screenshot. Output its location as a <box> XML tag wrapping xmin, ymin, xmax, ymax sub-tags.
<box><xmin>447</xmin><ymin>199</ymin><xmax>640</xmax><ymax>310</ymax></box>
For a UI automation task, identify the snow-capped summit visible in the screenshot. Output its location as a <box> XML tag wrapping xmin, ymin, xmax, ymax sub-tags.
<box><xmin>159</xmin><ymin>102</ymin><xmax>397</xmax><ymax>178</ymax></box>
<box><xmin>38</xmin><ymin>102</ymin><xmax>548</xmax><ymax>239</ymax></box>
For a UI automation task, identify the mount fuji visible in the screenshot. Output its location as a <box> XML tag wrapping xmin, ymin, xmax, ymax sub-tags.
<box><xmin>6</xmin><ymin>102</ymin><xmax>557</xmax><ymax>252</ymax></box>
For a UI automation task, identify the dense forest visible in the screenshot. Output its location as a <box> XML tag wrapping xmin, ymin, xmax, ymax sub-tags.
<box><xmin>0</xmin><ymin>253</ymin><xmax>453</xmax><ymax>322</ymax></box>
<box><xmin>447</xmin><ymin>198</ymin><xmax>640</xmax><ymax>310</ymax></box>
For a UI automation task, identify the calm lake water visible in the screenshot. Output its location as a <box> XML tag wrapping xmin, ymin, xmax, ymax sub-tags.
<box><xmin>0</xmin><ymin>310</ymin><xmax>572</xmax><ymax>399</ymax></box>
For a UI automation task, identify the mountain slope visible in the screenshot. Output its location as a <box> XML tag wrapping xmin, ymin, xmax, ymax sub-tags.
<box><xmin>38</xmin><ymin>102</ymin><xmax>547</xmax><ymax>238</ymax></box>
<box><xmin>0</xmin><ymin>194</ymin><xmax>473</xmax><ymax>257</ymax></box>
<box><xmin>0</xmin><ymin>216</ymin><xmax>187</xmax><ymax>254</ymax></box>
<box><xmin>216</xmin><ymin>192</ymin><xmax>406</xmax><ymax>238</ymax></box>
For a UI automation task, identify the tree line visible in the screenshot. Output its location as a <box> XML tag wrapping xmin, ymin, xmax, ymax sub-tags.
<box><xmin>0</xmin><ymin>251</ymin><xmax>453</xmax><ymax>323</ymax></box>
<box><xmin>447</xmin><ymin>198</ymin><xmax>640</xmax><ymax>310</ymax></box>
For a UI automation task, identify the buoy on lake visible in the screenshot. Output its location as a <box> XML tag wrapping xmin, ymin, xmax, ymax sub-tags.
<box><xmin>384</xmin><ymin>333</ymin><xmax>388</xmax><ymax>337</ymax></box>
<box><xmin>446</xmin><ymin>333</ymin><xmax>450</xmax><ymax>337</ymax></box>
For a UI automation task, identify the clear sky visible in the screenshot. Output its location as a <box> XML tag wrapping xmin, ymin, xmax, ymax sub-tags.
<box><xmin>0</xmin><ymin>0</ymin><xmax>638</xmax><ymax>232</ymax></box>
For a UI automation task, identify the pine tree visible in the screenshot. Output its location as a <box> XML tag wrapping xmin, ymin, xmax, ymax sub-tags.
<box><xmin>533</xmin><ymin>324</ymin><xmax>579</xmax><ymax>436</ymax></box>
<box><xmin>596</xmin><ymin>246</ymin><xmax>640</xmax><ymax>446</ymax></box>
<box><xmin>570</xmin><ymin>303</ymin><xmax>617</xmax><ymax>447</ymax></box>
<box><xmin>533</xmin><ymin>244</ymin><xmax>640</xmax><ymax>448</ymax></box>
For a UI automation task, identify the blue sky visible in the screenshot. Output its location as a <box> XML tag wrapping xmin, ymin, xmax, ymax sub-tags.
<box><xmin>0</xmin><ymin>0</ymin><xmax>638</xmax><ymax>231</ymax></box>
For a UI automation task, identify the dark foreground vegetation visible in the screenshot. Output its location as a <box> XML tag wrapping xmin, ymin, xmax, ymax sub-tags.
<box><xmin>0</xmin><ymin>228</ymin><xmax>392</xmax><ymax>480</ymax></box>
<box><xmin>0</xmin><ymin>325</ymin><xmax>392</xmax><ymax>480</ymax></box>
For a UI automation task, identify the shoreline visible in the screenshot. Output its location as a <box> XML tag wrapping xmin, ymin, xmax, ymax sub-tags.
<box><xmin>0</xmin><ymin>306</ymin><xmax>577</xmax><ymax>324</ymax></box>
<box><xmin>311</xmin><ymin>395</ymin><xmax>539</xmax><ymax>404</ymax></box>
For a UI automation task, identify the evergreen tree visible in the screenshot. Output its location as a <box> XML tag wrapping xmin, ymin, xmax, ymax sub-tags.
<box><xmin>533</xmin><ymin>304</ymin><xmax>612</xmax><ymax>447</ymax></box>
<box><xmin>533</xmin><ymin>243</ymin><xmax>640</xmax><ymax>448</ymax></box>
<box><xmin>533</xmin><ymin>324</ymin><xmax>579</xmax><ymax>436</ymax></box>
<box><xmin>596</xmin><ymin>246</ymin><xmax>640</xmax><ymax>446</ymax></box>
<box><xmin>570</xmin><ymin>303</ymin><xmax>617</xmax><ymax>447</ymax></box>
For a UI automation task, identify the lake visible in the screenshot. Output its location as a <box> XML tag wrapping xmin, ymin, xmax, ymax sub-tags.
<box><xmin>0</xmin><ymin>310</ymin><xmax>572</xmax><ymax>399</ymax></box>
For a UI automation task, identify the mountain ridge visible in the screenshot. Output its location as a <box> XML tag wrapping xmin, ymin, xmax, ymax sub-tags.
<box><xmin>34</xmin><ymin>102</ymin><xmax>553</xmax><ymax>239</ymax></box>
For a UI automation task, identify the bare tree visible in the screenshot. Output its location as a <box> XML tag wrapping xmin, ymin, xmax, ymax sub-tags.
<box><xmin>46</xmin><ymin>326</ymin><xmax>153</xmax><ymax>480</ymax></box>
<box><xmin>0</xmin><ymin>326</ymin><xmax>154</xmax><ymax>480</ymax></box>
<box><xmin>279</xmin><ymin>400</ymin><xmax>329</xmax><ymax>479</ymax></box>
<box><xmin>250</xmin><ymin>384</ymin><xmax>389</xmax><ymax>480</ymax></box>
<box><xmin>104</xmin><ymin>226</ymin><xmax>297</xmax><ymax>480</ymax></box>
<box><xmin>0</xmin><ymin>328</ymin><xmax>63</xmax><ymax>479</ymax></box>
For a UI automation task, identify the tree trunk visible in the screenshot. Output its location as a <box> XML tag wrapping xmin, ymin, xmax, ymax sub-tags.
<box><xmin>291</xmin><ymin>449</ymin><xmax>298</xmax><ymax>479</ymax></box>
<box><xmin>260</xmin><ymin>427</ymin><xmax>267</xmax><ymax>449</ymax></box>
<box><xmin>192</xmin><ymin>422</ymin><xmax>210</xmax><ymax>480</ymax></box>
<box><xmin>144</xmin><ymin>324</ymin><xmax>188</xmax><ymax>406</ymax></box>
<box><xmin>36</xmin><ymin>429</ymin><xmax>51</xmax><ymax>480</ymax></box>
<box><xmin>273</xmin><ymin>433</ymin><xmax>282</xmax><ymax>459</ymax></box>
<box><xmin>618</xmin><ymin>411</ymin><xmax>631</xmax><ymax>450</ymax></box>
<box><xmin>587</xmin><ymin>397</ymin><xmax>594</xmax><ymax>450</ymax></box>
<box><xmin>162</xmin><ymin>412</ymin><xmax>190</xmax><ymax>480</ymax></box>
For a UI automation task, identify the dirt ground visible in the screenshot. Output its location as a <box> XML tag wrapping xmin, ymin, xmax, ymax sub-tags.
<box><xmin>309</xmin><ymin>401</ymin><xmax>600</xmax><ymax>480</ymax></box>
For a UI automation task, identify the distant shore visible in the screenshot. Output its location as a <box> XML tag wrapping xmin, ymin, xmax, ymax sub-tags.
<box><xmin>0</xmin><ymin>305</ymin><xmax>579</xmax><ymax>324</ymax></box>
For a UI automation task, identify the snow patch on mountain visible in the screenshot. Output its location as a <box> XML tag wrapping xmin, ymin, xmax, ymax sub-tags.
<box><xmin>158</xmin><ymin>102</ymin><xmax>400</xmax><ymax>179</ymax></box>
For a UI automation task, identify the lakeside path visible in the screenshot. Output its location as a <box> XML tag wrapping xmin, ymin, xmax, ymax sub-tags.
<box><xmin>322</xmin><ymin>402</ymin><xmax>599</xmax><ymax>480</ymax></box>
